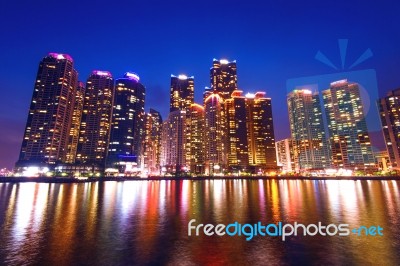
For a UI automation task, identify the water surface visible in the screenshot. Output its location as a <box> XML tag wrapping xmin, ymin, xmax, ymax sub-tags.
<box><xmin>0</xmin><ymin>180</ymin><xmax>399</xmax><ymax>265</ymax></box>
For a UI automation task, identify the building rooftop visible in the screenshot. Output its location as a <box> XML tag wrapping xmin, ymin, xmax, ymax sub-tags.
<box><xmin>48</xmin><ymin>52</ymin><xmax>73</xmax><ymax>62</ymax></box>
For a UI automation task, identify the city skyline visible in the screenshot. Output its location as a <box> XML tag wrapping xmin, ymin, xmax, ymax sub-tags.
<box><xmin>10</xmin><ymin>52</ymin><xmax>395</xmax><ymax>177</ymax></box>
<box><xmin>1</xmin><ymin>2</ymin><xmax>400</xmax><ymax>266</ymax></box>
<box><xmin>1</xmin><ymin>1</ymin><xmax>400</xmax><ymax>170</ymax></box>
<box><xmin>0</xmin><ymin>54</ymin><xmax>396</xmax><ymax>171</ymax></box>
<box><xmin>5</xmin><ymin>52</ymin><xmax>400</xmax><ymax>174</ymax></box>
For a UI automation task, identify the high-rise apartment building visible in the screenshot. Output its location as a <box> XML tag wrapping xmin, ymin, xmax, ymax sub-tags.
<box><xmin>225</xmin><ymin>90</ymin><xmax>276</xmax><ymax>171</ymax></box>
<box><xmin>225</xmin><ymin>91</ymin><xmax>249</xmax><ymax>169</ymax></box>
<box><xmin>170</xmin><ymin>74</ymin><xmax>194</xmax><ymax>172</ymax></box>
<box><xmin>160</xmin><ymin>110</ymin><xmax>187</xmax><ymax>174</ymax></box>
<box><xmin>323</xmin><ymin>79</ymin><xmax>375</xmax><ymax>168</ymax></box>
<box><xmin>143</xmin><ymin>109</ymin><xmax>163</xmax><ymax>175</ymax></box>
<box><xmin>107</xmin><ymin>72</ymin><xmax>145</xmax><ymax>174</ymax></box>
<box><xmin>189</xmin><ymin>104</ymin><xmax>205</xmax><ymax>174</ymax></box>
<box><xmin>246</xmin><ymin>92</ymin><xmax>276</xmax><ymax>169</ymax></box>
<box><xmin>276</xmin><ymin>138</ymin><xmax>295</xmax><ymax>172</ymax></box>
<box><xmin>16</xmin><ymin>53</ymin><xmax>78</xmax><ymax>169</ymax></box>
<box><xmin>287</xmin><ymin>89</ymin><xmax>330</xmax><ymax>170</ymax></box>
<box><xmin>210</xmin><ymin>59</ymin><xmax>237</xmax><ymax>100</ymax></box>
<box><xmin>66</xmin><ymin>81</ymin><xmax>85</xmax><ymax>163</ymax></box>
<box><xmin>204</xmin><ymin>91</ymin><xmax>227</xmax><ymax>174</ymax></box>
<box><xmin>170</xmin><ymin>74</ymin><xmax>194</xmax><ymax>113</ymax></box>
<box><xmin>76</xmin><ymin>71</ymin><xmax>114</xmax><ymax>167</ymax></box>
<box><xmin>377</xmin><ymin>88</ymin><xmax>400</xmax><ymax>168</ymax></box>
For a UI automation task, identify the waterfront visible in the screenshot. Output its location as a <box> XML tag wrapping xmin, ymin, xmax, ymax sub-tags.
<box><xmin>0</xmin><ymin>180</ymin><xmax>399</xmax><ymax>265</ymax></box>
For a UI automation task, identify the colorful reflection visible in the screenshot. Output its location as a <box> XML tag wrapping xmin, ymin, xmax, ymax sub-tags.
<box><xmin>0</xmin><ymin>180</ymin><xmax>399</xmax><ymax>265</ymax></box>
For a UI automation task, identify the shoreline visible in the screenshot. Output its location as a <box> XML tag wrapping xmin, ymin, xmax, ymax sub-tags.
<box><xmin>1</xmin><ymin>175</ymin><xmax>400</xmax><ymax>183</ymax></box>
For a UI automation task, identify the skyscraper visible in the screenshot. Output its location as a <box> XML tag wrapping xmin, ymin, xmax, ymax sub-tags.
<box><xmin>323</xmin><ymin>79</ymin><xmax>375</xmax><ymax>168</ymax></box>
<box><xmin>170</xmin><ymin>74</ymin><xmax>194</xmax><ymax>113</ymax></box>
<box><xmin>170</xmin><ymin>74</ymin><xmax>194</xmax><ymax>171</ymax></box>
<box><xmin>160</xmin><ymin>110</ymin><xmax>187</xmax><ymax>174</ymax></box>
<box><xmin>204</xmin><ymin>91</ymin><xmax>226</xmax><ymax>175</ymax></box>
<box><xmin>246</xmin><ymin>92</ymin><xmax>276</xmax><ymax>169</ymax></box>
<box><xmin>76</xmin><ymin>71</ymin><xmax>114</xmax><ymax>167</ymax></box>
<box><xmin>143</xmin><ymin>109</ymin><xmax>163</xmax><ymax>175</ymax></box>
<box><xmin>16</xmin><ymin>53</ymin><xmax>78</xmax><ymax>169</ymax></box>
<box><xmin>66</xmin><ymin>81</ymin><xmax>85</xmax><ymax>163</ymax></box>
<box><xmin>107</xmin><ymin>72</ymin><xmax>145</xmax><ymax>174</ymax></box>
<box><xmin>189</xmin><ymin>103</ymin><xmax>205</xmax><ymax>174</ymax></box>
<box><xmin>287</xmin><ymin>89</ymin><xmax>330</xmax><ymax>170</ymax></box>
<box><xmin>225</xmin><ymin>90</ymin><xmax>277</xmax><ymax>171</ymax></box>
<box><xmin>377</xmin><ymin>88</ymin><xmax>400</xmax><ymax>168</ymax></box>
<box><xmin>210</xmin><ymin>59</ymin><xmax>237</xmax><ymax>100</ymax></box>
<box><xmin>225</xmin><ymin>90</ymin><xmax>249</xmax><ymax>169</ymax></box>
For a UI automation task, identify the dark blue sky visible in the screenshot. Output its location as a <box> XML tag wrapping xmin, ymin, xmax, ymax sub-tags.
<box><xmin>1</xmin><ymin>0</ymin><xmax>400</xmax><ymax>169</ymax></box>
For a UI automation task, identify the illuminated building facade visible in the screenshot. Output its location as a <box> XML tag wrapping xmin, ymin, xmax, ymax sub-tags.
<box><xmin>204</xmin><ymin>91</ymin><xmax>227</xmax><ymax>174</ymax></box>
<box><xmin>189</xmin><ymin>104</ymin><xmax>205</xmax><ymax>174</ymax></box>
<box><xmin>66</xmin><ymin>81</ymin><xmax>85</xmax><ymax>163</ymax></box>
<box><xmin>160</xmin><ymin>110</ymin><xmax>188</xmax><ymax>174</ymax></box>
<box><xmin>287</xmin><ymin>89</ymin><xmax>330</xmax><ymax>170</ymax></box>
<box><xmin>377</xmin><ymin>88</ymin><xmax>400</xmax><ymax>168</ymax></box>
<box><xmin>246</xmin><ymin>92</ymin><xmax>276</xmax><ymax>169</ymax></box>
<box><xmin>16</xmin><ymin>53</ymin><xmax>78</xmax><ymax>169</ymax></box>
<box><xmin>107</xmin><ymin>72</ymin><xmax>145</xmax><ymax>174</ymax></box>
<box><xmin>210</xmin><ymin>59</ymin><xmax>238</xmax><ymax>100</ymax></box>
<box><xmin>225</xmin><ymin>91</ymin><xmax>249</xmax><ymax>169</ymax></box>
<box><xmin>276</xmin><ymin>138</ymin><xmax>295</xmax><ymax>172</ymax></box>
<box><xmin>170</xmin><ymin>74</ymin><xmax>194</xmax><ymax>113</ymax></box>
<box><xmin>203</xmin><ymin>87</ymin><xmax>212</xmax><ymax>105</ymax></box>
<box><xmin>143</xmin><ymin>109</ymin><xmax>163</xmax><ymax>175</ymax></box>
<box><xmin>323</xmin><ymin>80</ymin><xmax>375</xmax><ymax>168</ymax></box>
<box><xmin>374</xmin><ymin>150</ymin><xmax>391</xmax><ymax>171</ymax></box>
<box><xmin>170</xmin><ymin>74</ymin><xmax>194</xmax><ymax>172</ymax></box>
<box><xmin>76</xmin><ymin>71</ymin><xmax>114</xmax><ymax>167</ymax></box>
<box><xmin>226</xmin><ymin>90</ymin><xmax>277</xmax><ymax>171</ymax></box>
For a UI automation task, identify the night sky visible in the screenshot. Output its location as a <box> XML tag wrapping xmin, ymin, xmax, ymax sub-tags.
<box><xmin>1</xmin><ymin>0</ymin><xmax>400</xmax><ymax>169</ymax></box>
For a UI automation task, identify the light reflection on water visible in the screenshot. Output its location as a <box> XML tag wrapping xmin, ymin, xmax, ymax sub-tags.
<box><xmin>0</xmin><ymin>180</ymin><xmax>399</xmax><ymax>265</ymax></box>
